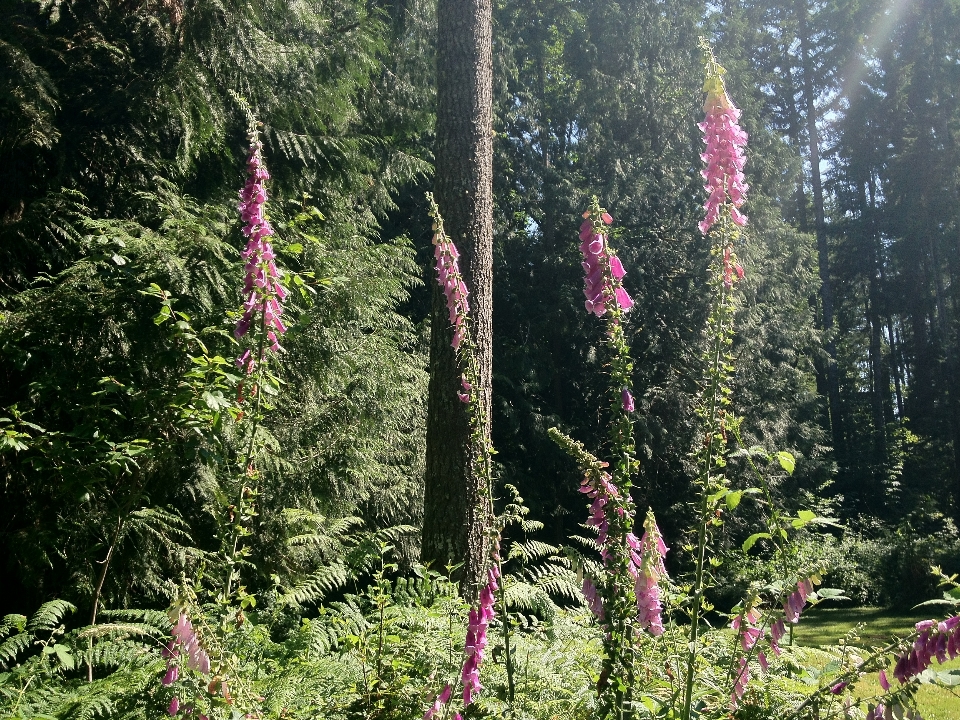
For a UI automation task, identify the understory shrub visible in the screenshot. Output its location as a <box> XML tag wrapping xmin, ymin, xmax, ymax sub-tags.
<box><xmin>820</xmin><ymin>512</ymin><xmax>960</xmax><ymax>609</ymax></box>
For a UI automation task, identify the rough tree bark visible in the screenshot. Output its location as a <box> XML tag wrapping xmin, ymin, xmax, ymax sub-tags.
<box><xmin>421</xmin><ymin>0</ymin><xmax>494</xmax><ymax>601</ymax></box>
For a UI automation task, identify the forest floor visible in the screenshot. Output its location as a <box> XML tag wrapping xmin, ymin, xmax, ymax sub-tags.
<box><xmin>797</xmin><ymin>607</ymin><xmax>960</xmax><ymax>719</ymax></box>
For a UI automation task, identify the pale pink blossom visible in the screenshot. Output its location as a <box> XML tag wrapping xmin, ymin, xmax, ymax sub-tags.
<box><xmin>423</xmin><ymin>684</ymin><xmax>452</xmax><ymax>720</ymax></box>
<box><xmin>578</xmin><ymin>213</ymin><xmax>632</xmax><ymax>317</ymax></box>
<box><xmin>699</xmin><ymin>84</ymin><xmax>749</xmax><ymax>235</ymax></box>
<box><xmin>757</xmin><ymin>651</ymin><xmax>769</xmax><ymax>672</ymax></box>
<box><xmin>634</xmin><ymin>512</ymin><xmax>669</xmax><ymax>635</ymax></box>
<box><xmin>731</xmin><ymin>657</ymin><xmax>749</xmax><ymax>707</ymax></box>
<box><xmin>432</xmin><ymin>228</ymin><xmax>470</xmax><ymax>352</ymax></box>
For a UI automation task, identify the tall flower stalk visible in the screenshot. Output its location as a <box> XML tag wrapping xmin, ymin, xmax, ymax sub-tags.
<box><xmin>235</xmin><ymin>122</ymin><xmax>287</xmax><ymax>373</ymax></box>
<box><xmin>222</xmin><ymin>113</ymin><xmax>288</xmax><ymax>604</ymax></box>
<box><xmin>162</xmin><ymin>108</ymin><xmax>286</xmax><ymax>719</ymax></box>
<box><xmin>551</xmin><ymin>198</ymin><xmax>668</xmax><ymax>720</ymax></box>
<box><xmin>422</xmin><ymin>195</ymin><xmax>510</xmax><ymax>718</ymax></box>
<box><xmin>680</xmin><ymin>43</ymin><xmax>749</xmax><ymax>720</ymax></box>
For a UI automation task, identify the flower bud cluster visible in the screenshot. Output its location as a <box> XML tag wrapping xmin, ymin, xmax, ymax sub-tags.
<box><xmin>892</xmin><ymin>615</ymin><xmax>960</xmax><ymax>683</ymax></box>
<box><xmin>698</xmin><ymin>80</ymin><xmax>749</xmax><ymax>235</ymax></box>
<box><xmin>631</xmin><ymin>513</ymin><xmax>669</xmax><ymax>636</ymax></box>
<box><xmin>163</xmin><ymin>612</ymin><xmax>219</xmax><ymax>718</ymax></box>
<box><xmin>579</xmin><ymin>212</ymin><xmax>633</xmax><ymax>317</ymax></box>
<box><xmin>235</xmin><ymin>135</ymin><xmax>287</xmax><ymax>372</ymax></box>
<box><xmin>433</xmin><ymin>226</ymin><xmax>470</xmax><ymax>353</ymax></box>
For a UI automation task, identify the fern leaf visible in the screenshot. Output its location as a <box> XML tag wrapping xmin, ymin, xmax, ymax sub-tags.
<box><xmin>27</xmin><ymin>600</ymin><xmax>75</xmax><ymax>633</ymax></box>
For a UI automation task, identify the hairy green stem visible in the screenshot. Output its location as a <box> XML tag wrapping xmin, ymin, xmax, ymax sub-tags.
<box><xmin>225</xmin><ymin>314</ymin><xmax>267</xmax><ymax>602</ymax></box>
<box><xmin>681</xmin><ymin>228</ymin><xmax>732</xmax><ymax>720</ymax></box>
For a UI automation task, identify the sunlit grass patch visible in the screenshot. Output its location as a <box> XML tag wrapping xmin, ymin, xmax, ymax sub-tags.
<box><xmin>796</xmin><ymin>606</ymin><xmax>960</xmax><ymax>720</ymax></box>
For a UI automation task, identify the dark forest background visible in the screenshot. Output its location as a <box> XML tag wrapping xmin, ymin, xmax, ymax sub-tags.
<box><xmin>3</xmin><ymin>0</ymin><xmax>960</xmax><ymax>622</ymax></box>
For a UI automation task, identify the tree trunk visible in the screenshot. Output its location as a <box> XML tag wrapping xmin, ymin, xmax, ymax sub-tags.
<box><xmin>421</xmin><ymin>0</ymin><xmax>494</xmax><ymax>600</ymax></box>
<box><xmin>798</xmin><ymin>0</ymin><xmax>843</xmax><ymax>458</ymax></box>
<box><xmin>861</xmin><ymin>181</ymin><xmax>887</xmax><ymax>467</ymax></box>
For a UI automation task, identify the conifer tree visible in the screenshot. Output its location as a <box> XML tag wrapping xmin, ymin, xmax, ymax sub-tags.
<box><xmin>421</xmin><ymin>0</ymin><xmax>495</xmax><ymax>595</ymax></box>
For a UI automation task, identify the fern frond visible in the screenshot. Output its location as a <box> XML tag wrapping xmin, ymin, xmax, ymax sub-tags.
<box><xmin>76</xmin><ymin>623</ymin><xmax>163</xmax><ymax>641</ymax></box>
<box><xmin>0</xmin><ymin>632</ymin><xmax>30</xmax><ymax>667</ymax></box>
<box><xmin>508</xmin><ymin>539</ymin><xmax>561</xmax><ymax>564</ymax></box>
<box><xmin>282</xmin><ymin>563</ymin><xmax>352</xmax><ymax>607</ymax></box>
<box><xmin>0</xmin><ymin>614</ymin><xmax>27</xmax><ymax>638</ymax></box>
<box><xmin>26</xmin><ymin>599</ymin><xmax>75</xmax><ymax>633</ymax></box>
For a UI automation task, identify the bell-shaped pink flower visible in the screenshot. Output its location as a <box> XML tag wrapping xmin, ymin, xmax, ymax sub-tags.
<box><xmin>235</xmin><ymin>133</ymin><xmax>287</xmax><ymax>366</ymax></box>
<box><xmin>699</xmin><ymin>81</ymin><xmax>749</xmax><ymax>234</ymax></box>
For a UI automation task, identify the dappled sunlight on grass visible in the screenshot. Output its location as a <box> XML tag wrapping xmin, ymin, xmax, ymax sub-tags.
<box><xmin>796</xmin><ymin>607</ymin><xmax>960</xmax><ymax>720</ymax></box>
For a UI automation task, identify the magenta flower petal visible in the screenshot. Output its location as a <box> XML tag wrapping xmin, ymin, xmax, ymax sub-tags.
<box><xmin>609</xmin><ymin>255</ymin><xmax>626</xmax><ymax>279</ymax></box>
<box><xmin>162</xmin><ymin>664</ymin><xmax>178</xmax><ymax>686</ymax></box>
<box><xmin>235</xmin><ymin>135</ymin><xmax>286</xmax><ymax>362</ymax></box>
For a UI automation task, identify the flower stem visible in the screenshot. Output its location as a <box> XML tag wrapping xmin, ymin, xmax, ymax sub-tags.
<box><xmin>682</xmin><ymin>222</ymin><xmax>734</xmax><ymax>720</ymax></box>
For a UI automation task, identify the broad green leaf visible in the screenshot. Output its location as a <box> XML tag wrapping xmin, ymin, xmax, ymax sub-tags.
<box><xmin>725</xmin><ymin>491</ymin><xmax>742</xmax><ymax>510</ymax></box>
<box><xmin>707</xmin><ymin>489</ymin><xmax>727</xmax><ymax>507</ymax></box>
<box><xmin>53</xmin><ymin>644</ymin><xmax>74</xmax><ymax>669</ymax></box>
<box><xmin>815</xmin><ymin>588</ymin><xmax>847</xmax><ymax>599</ymax></box>
<box><xmin>775</xmin><ymin>451</ymin><xmax>795</xmax><ymax>475</ymax></box>
<box><xmin>742</xmin><ymin>532</ymin><xmax>771</xmax><ymax>553</ymax></box>
<box><xmin>936</xmin><ymin>670</ymin><xmax>960</xmax><ymax>686</ymax></box>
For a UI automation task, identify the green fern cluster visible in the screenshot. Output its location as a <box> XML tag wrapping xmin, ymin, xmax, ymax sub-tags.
<box><xmin>0</xmin><ymin>0</ymin><xmax>430</xmax><ymax>615</ymax></box>
<box><xmin>0</xmin><ymin>602</ymin><xmax>167</xmax><ymax>720</ymax></box>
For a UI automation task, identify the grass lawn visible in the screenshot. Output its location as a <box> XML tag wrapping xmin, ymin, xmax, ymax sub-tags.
<box><xmin>794</xmin><ymin>606</ymin><xmax>960</xmax><ymax>719</ymax></box>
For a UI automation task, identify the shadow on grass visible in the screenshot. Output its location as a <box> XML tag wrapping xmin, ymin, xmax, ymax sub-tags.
<box><xmin>794</xmin><ymin>605</ymin><xmax>931</xmax><ymax>647</ymax></box>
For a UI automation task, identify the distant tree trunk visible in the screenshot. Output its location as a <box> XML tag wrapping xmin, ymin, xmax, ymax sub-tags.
<box><xmin>421</xmin><ymin>0</ymin><xmax>494</xmax><ymax>601</ymax></box>
<box><xmin>888</xmin><ymin>315</ymin><xmax>905</xmax><ymax>419</ymax></box>
<box><xmin>861</xmin><ymin>181</ymin><xmax>888</xmax><ymax>468</ymax></box>
<box><xmin>783</xmin><ymin>62</ymin><xmax>808</xmax><ymax>232</ymax></box>
<box><xmin>798</xmin><ymin>0</ymin><xmax>843</xmax><ymax>458</ymax></box>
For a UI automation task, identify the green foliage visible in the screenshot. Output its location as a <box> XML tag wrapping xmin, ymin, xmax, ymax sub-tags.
<box><xmin>0</xmin><ymin>0</ymin><xmax>431</xmax><ymax>613</ymax></box>
<box><xmin>817</xmin><ymin>512</ymin><xmax>960</xmax><ymax>609</ymax></box>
